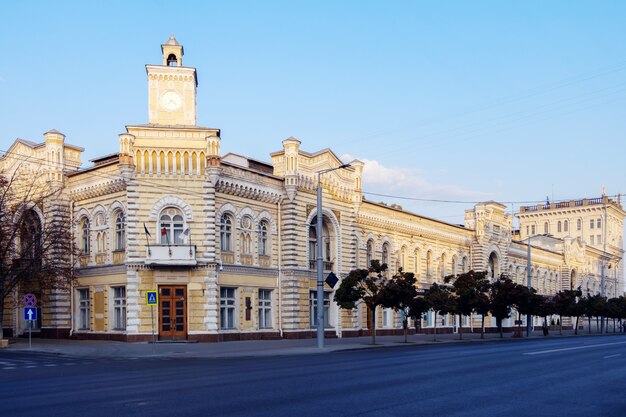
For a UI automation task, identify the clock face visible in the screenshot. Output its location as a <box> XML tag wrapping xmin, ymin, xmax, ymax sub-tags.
<box><xmin>160</xmin><ymin>91</ymin><xmax>182</xmax><ymax>111</ymax></box>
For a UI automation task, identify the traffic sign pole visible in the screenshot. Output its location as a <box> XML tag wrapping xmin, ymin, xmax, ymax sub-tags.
<box><xmin>29</xmin><ymin>320</ymin><xmax>32</xmax><ymax>350</ymax></box>
<box><xmin>151</xmin><ymin>305</ymin><xmax>155</xmax><ymax>354</ymax></box>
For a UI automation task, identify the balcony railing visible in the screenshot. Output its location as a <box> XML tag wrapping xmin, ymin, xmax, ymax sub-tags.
<box><xmin>79</xmin><ymin>255</ymin><xmax>89</xmax><ymax>268</ymax></box>
<box><xmin>309</xmin><ymin>260</ymin><xmax>334</xmax><ymax>271</ymax></box>
<box><xmin>259</xmin><ymin>255</ymin><xmax>271</xmax><ymax>268</ymax></box>
<box><xmin>145</xmin><ymin>245</ymin><xmax>196</xmax><ymax>266</ymax></box>
<box><xmin>112</xmin><ymin>250</ymin><xmax>125</xmax><ymax>265</ymax></box>
<box><xmin>95</xmin><ymin>253</ymin><xmax>106</xmax><ymax>265</ymax></box>
<box><xmin>241</xmin><ymin>254</ymin><xmax>253</xmax><ymax>266</ymax></box>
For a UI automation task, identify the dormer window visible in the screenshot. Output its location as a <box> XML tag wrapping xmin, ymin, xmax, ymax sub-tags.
<box><xmin>167</xmin><ymin>54</ymin><xmax>178</xmax><ymax>66</ymax></box>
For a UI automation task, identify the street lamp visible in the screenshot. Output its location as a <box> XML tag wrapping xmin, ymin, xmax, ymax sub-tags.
<box><xmin>316</xmin><ymin>163</ymin><xmax>351</xmax><ymax>349</ymax></box>
<box><xmin>526</xmin><ymin>234</ymin><xmax>533</xmax><ymax>337</ymax></box>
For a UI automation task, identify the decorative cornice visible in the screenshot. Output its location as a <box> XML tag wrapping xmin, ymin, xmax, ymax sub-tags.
<box><xmin>216</xmin><ymin>177</ymin><xmax>282</xmax><ymax>204</ymax></box>
<box><xmin>70</xmin><ymin>179</ymin><xmax>126</xmax><ymax>201</ymax></box>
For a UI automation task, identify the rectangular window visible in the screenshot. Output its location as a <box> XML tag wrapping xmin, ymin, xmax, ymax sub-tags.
<box><xmin>309</xmin><ymin>291</ymin><xmax>330</xmax><ymax>328</ymax></box>
<box><xmin>597</xmin><ymin>234</ymin><xmax>602</xmax><ymax>244</ymax></box>
<box><xmin>220</xmin><ymin>287</ymin><xmax>236</xmax><ymax>329</ymax></box>
<box><xmin>526</xmin><ymin>226</ymin><xmax>529</xmax><ymax>236</ymax></box>
<box><xmin>258</xmin><ymin>289</ymin><xmax>272</xmax><ymax>329</ymax></box>
<box><xmin>78</xmin><ymin>289</ymin><xmax>90</xmax><ymax>330</ymax></box>
<box><xmin>590</xmin><ymin>235</ymin><xmax>595</xmax><ymax>245</ymax></box>
<box><xmin>597</xmin><ymin>219</ymin><xmax>601</xmax><ymax>229</ymax></box>
<box><xmin>382</xmin><ymin>308</ymin><xmax>393</xmax><ymax>328</ymax></box>
<box><xmin>590</xmin><ymin>219</ymin><xmax>594</xmax><ymax>229</ymax></box>
<box><xmin>531</xmin><ymin>225</ymin><xmax>536</xmax><ymax>235</ymax></box>
<box><xmin>112</xmin><ymin>286</ymin><xmax>126</xmax><ymax>330</ymax></box>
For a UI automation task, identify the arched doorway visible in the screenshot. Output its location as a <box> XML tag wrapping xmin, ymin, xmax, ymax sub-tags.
<box><xmin>570</xmin><ymin>269</ymin><xmax>577</xmax><ymax>290</ymax></box>
<box><xmin>488</xmin><ymin>252</ymin><xmax>500</xmax><ymax>280</ymax></box>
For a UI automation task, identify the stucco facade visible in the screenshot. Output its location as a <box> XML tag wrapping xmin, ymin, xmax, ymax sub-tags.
<box><xmin>2</xmin><ymin>37</ymin><xmax>624</xmax><ymax>341</ymax></box>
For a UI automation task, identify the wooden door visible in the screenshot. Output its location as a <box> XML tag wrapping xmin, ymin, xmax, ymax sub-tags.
<box><xmin>159</xmin><ymin>286</ymin><xmax>187</xmax><ymax>340</ymax></box>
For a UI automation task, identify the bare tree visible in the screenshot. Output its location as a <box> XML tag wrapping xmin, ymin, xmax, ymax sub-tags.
<box><xmin>0</xmin><ymin>168</ymin><xmax>76</xmax><ymax>340</ymax></box>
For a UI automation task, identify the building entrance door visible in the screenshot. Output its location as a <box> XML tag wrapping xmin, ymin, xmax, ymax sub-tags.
<box><xmin>159</xmin><ymin>286</ymin><xmax>187</xmax><ymax>340</ymax></box>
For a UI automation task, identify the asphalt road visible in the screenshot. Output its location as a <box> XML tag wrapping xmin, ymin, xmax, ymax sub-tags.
<box><xmin>2</xmin><ymin>335</ymin><xmax>626</xmax><ymax>417</ymax></box>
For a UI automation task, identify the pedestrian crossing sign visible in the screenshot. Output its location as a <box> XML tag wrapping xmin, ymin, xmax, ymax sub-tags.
<box><xmin>146</xmin><ymin>291</ymin><xmax>158</xmax><ymax>306</ymax></box>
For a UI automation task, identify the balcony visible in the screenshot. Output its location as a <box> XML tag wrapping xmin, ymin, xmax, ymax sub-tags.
<box><xmin>309</xmin><ymin>260</ymin><xmax>334</xmax><ymax>271</ymax></box>
<box><xmin>145</xmin><ymin>245</ymin><xmax>197</xmax><ymax>266</ymax></box>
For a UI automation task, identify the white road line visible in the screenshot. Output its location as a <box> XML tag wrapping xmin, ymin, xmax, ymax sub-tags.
<box><xmin>604</xmin><ymin>354</ymin><xmax>621</xmax><ymax>359</ymax></box>
<box><xmin>44</xmin><ymin>364</ymin><xmax>57</xmax><ymax>367</ymax></box>
<box><xmin>2</xmin><ymin>367</ymin><xmax>16</xmax><ymax>370</ymax></box>
<box><xmin>524</xmin><ymin>341</ymin><xmax>626</xmax><ymax>355</ymax></box>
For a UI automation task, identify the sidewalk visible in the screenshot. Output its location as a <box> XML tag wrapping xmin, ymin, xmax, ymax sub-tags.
<box><xmin>4</xmin><ymin>328</ymin><xmax>614</xmax><ymax>359</ymax></box>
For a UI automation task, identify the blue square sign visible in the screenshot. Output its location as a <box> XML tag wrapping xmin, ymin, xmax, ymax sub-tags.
<box><xmin>24</xmin><ymin>307</ymin><xmax>37</xmax><ymax>321</ymax></box>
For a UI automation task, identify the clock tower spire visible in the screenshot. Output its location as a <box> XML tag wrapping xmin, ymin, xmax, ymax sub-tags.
<box><xmin>146</xmin><ymin>35</ymin><xmax>197</xmax><ymax>126</ymax></box>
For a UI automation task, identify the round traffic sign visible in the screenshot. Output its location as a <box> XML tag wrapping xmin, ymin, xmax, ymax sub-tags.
<box><xmin>23</xmin><ymin>293</ymin><xmax>37</xmax><ymax>307</ymax></box>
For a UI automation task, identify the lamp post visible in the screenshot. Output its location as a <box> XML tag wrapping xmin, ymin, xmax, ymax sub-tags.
<box><xmin>527</xmin><ymin>234</ymin><xmax>533</xmax><ymax>337</ymax></box>
<box><xmin>316</xmin><ymin>163</ymin><xmax>351</xmax><ymax>349</ymax></box>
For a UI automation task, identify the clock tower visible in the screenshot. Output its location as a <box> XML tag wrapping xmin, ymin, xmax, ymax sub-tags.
<box><xmin>146</xmin><ymin>35</ymin><xmax>197</xmax><ymax>126</ymax></box>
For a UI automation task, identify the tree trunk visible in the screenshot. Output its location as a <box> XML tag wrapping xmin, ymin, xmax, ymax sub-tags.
<box><xmin>403</xmin><ymin>317</ymin><xmax>408</xmax><ymax>343</ymax></box>
<box><xmin>0</xmin><ymin>291</ymin><xmax>4</xmax><ymax>340</ymax></box>
<box><xmin>481</xmin><ymin>315</ymin><xmax>485</xmax><ymax>339</ymax></box>
<box><xmin>370</xmin><ymin>305</ymin><xmax>376</xmax><ymax>345</ymax></box>
<box><xmin>499</xmin><ymin>318</ymin><xmax>503</xmax><ymax>339</ymax></box>
<box><xmin>459</xmin><ymin>314</ymin><xmax>463</xmax><ymax>340</ymax></box>
<box><xmin>574</xmin><ymin>316</ymin><xmax>579</xmax><ymax>335</ymax></box>
<box><xmin>588</xmin><ymin>317</ymin><xmax>592</xmax><ymax>334</ymax></box>
<box><xmin>613</xmin><ymin>318</ymin><xmax>616</xmax><ymax>333</ymax></box>
<box><xmin>559</xmin><ymin>314</ymin><xmax>563</xmax><ymax>335</ymax></box>
<box><xmin>433</xmin><ymin>311</ymin><xmax>438</xmax><ymax>342</ymax></box>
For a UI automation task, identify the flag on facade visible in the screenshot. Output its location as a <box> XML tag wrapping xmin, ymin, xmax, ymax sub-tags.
<box><xmin>161</xmin><ymin>227</ymin><xmax>167</xmax><ymax>236</ymax></box>
<box><xmin>143</xmin><ymin>223</ymin><xmax>151</xmax><ymax>237</ymax></box>
<box><xmin>178</xmin><ymin>226</ymin><xmax>190</xmax><ymax>241</ymax></box>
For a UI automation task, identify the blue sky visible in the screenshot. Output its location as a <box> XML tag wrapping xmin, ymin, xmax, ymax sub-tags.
<box><xmin>1</xmin><ymin>0</ymin><xmax>625</xmax><ymax>224</ymax></box>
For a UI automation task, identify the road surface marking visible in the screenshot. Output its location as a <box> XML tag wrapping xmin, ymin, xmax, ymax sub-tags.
<box><xmin>524</xmin><ymin>341</ymin><xmax>626</xmax><ymax>355</ymax></box>
<box><xmin>604</xmin><ymin>354</ymin><xmax>621</xmax><ymax>359</ymax></box>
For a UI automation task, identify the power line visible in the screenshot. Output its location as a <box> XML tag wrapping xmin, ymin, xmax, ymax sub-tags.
<box><xmin>362</xmin><ymin>190</ymin><xmax>621</xmax><ymax>206</ymax></box>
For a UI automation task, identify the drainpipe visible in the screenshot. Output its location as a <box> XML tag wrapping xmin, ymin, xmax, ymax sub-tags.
<box><xmin>277</xmin><ymin>199</ymin><xmax>283</xmax><ymax>338</ymax></box>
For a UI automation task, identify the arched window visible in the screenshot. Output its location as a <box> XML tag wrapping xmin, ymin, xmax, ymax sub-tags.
<box><xmin>544</xmin><ymin>222</ymin><xmax>549</xmax><ymax>234</ymax></box>
<box><xmin>308</xmin><ymin>215</ymin><xmax>331</xmax><ymax>268</ymax></box>
<box><xmin>20</xmin><ymin>210</ymin><xmax>42</xmax><ymax>260</ymax></box>
<box><xmin>159</xmin><ymin>207</ymin><xmax>184</xmax><ymax>244</ymax></box>
<box><xmin>451</xmin><ymin>255</ymin><xmax>457</xmax><ymax>276</ymax></box>
<box><xmin>381</xmin><ymin>243</ymin><xmax>389</xmax><ymax>265</ymax></box>
<box><xmin>426</xmin><ymin>251</ymin><xmax>432</xmax><ymax>278</ymax></box>
<box><xmin>557</xmin><ymin>221</ymin><xmax>562</xmax><ymax>233</ymax></box>
<box><xmin>414</xmin><ymin>249</ymin><xmax>420</xmax><ymax>275</ymax></box>
<box><xmin>577</xmin><ymin>219</ymin><xmax>582</xmax><ymax>231</ymax></box>
<box><xmin>115</xmin><ymin>211</ymin><xmax>125</xmax><ymax>250</ymax></box>
<box><xmin>440</xmin><ymin>253</ymin><xmax>447</xmax><ymax>278</ymax></box>
<box><xmin>167</xmin><ymin>53</ymin><xmax>177</xmax><ymax>66</ymax></box>
<box><xmin>462</xmin><ymin>256</ymin><xmax>468</xmax><ymax>273</ymax></box>
<box><xmin>220</xmin><ymin>213</ymin><xmax>233</xmax><ymax>252</ymax></box>
<box><xmin>400</xmin><ymin>246</ymin><xmax>407</xmax><ymax>270</ymax></box>
<box><xmin>366</xmin><ymin>240</ymin><xmax>373</xmax><ymax>267</ymax></box>
<box><xmin>564</xmin><ymin>220</ymin><xmax>569</xmax><ymax>232</ymax></box>
<box><xmin>240</xmin><ymin>215</ymin><xmax>252</xmax><ymax>255</ymax></box>
<box><xmin>81</xmin><ymin>218</ymin><xmax>90</xmax><ymax>255</ymax></box>
<box><xmin>258</xmin><ymin>220</ymin><xmax>269</xmax><ymax>256</ymax></box>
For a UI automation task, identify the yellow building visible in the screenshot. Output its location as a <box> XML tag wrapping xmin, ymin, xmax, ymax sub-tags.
<box><xmin>1</xmin><ymin>37</ymin><xmax>623</xmax><ymax>340</ymax></box>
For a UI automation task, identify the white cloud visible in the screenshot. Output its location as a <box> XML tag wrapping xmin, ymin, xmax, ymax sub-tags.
<box><xmin>342</xmin><ymin>154</ymin><xmax>492</xmax><ymax>203</ymax></box>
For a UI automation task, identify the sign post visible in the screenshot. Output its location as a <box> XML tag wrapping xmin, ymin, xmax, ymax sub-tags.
<box><xmin>23</xmin><ymin>307</ymin><xmax>37</xmax><ymax>350</ymax></box>
<box><xmin>146</xmin><ymin>291</ymin><xmax>158</xmax><ymax>353</ymax></box>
